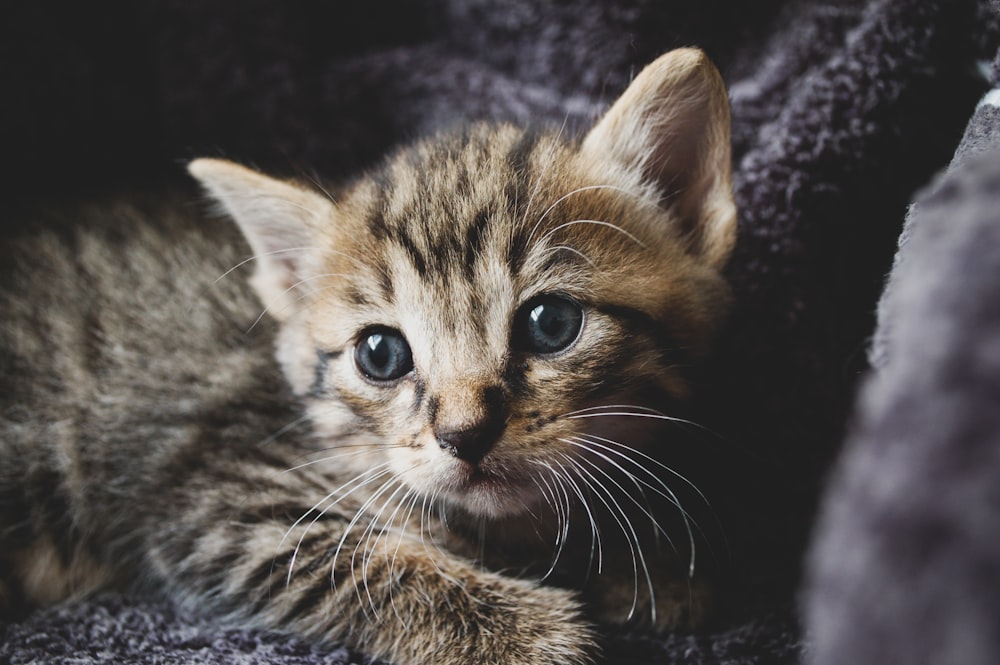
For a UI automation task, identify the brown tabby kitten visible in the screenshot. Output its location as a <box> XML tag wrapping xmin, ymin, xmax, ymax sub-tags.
<box><xmin>0</xmin><ymin>49</ymin><xmax>735</xmax><ymax>664</ymax></box>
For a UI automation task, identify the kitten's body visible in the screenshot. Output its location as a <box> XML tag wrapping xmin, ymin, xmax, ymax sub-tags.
<box><xmin>0</xmin><ymin>49</ymin><xmax>735</xmax><ymax>664</ymax></box>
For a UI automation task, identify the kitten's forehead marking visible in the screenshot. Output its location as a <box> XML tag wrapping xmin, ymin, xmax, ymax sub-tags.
<box><xmin>329</xmin><ymin>124</ymin><xmax>675</xmax><ymax>383</ymax></box>
<box><xmin>340</xmin><ymin>128</ymin><xmax>564</xmax><ymax>380</ymax></box>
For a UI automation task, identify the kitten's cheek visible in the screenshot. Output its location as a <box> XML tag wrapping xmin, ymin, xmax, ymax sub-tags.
<box><xmin>274</xmin><ymin>320</ymin><xmax>316</xmax><ymax>394</ymax></box>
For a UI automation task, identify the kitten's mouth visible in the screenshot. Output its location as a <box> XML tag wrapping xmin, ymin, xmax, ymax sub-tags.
<box><xmin>439</xmin><ymin>461</ymin><xmax>536</xmax><ymax>518</ymax></box>
<box><xmin>451</xmin><ymin>462</ymin><xmax>502</xmax><ymax>492</ymax></box>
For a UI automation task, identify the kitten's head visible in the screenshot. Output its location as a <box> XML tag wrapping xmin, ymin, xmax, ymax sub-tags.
<box><xmin>190</xmin><ymin>48</ymin><xmax>735</xmax><ymax>519</ymax></box>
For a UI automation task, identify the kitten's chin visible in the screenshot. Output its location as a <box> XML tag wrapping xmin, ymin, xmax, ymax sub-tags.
<box><xmin>426</xmin><ymin>463</ymin><xmax>541</xmax><ymax>520</ymax></box>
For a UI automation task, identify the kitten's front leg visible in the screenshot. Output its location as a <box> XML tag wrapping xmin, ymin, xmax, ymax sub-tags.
<box><xmin>148</xmin><ymin>500</ymin><xmax>596</xmax><ymax>665</ymax></box>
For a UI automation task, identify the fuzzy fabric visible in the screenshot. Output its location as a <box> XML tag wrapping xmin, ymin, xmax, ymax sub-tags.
<box><xmin>804</xmin><ymin>56</ymin><xmax>1000</xmax><ymax>665</ymax></box>
<box><xmin>1</xmin><ymin>1</ymin><xmax>999</xmax><ymax>663</ymax></box>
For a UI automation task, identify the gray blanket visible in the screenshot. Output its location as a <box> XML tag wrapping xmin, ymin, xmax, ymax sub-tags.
<box><xmin>2</xmin><ymin>1</ymin><xmax>999</xmax><ymax>663</ymax></box>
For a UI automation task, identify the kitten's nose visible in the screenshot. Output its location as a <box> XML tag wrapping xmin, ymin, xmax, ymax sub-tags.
<box><xmin>435</xmin><ymin>421</ymin><xmax>503</xmax><ymax>464</ymax></box>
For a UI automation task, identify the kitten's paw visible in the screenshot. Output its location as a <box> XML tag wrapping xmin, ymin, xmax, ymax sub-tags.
<box><xmin>494</xmin><ymin>584</ymin><xmax>598</xmax><ymax>665</ymax></box>
<box><xmin>401</xmin><ymin>579</ymin><xmax>597</xmax><ymax>665</ymax></box>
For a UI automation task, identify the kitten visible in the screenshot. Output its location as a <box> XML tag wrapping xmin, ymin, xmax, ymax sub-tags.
<box><xmin>0</xmin><ymin>48</ymin><xmax>735</xmax><ymax>664</ymax></box>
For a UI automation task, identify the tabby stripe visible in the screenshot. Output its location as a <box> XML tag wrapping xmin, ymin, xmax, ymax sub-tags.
<box><xmin>504</xmin><ymin>128</ymin><xmax>541</xmax><ymax>213</ymax></box>
<box><xmin>245</xmin><ymin>531</ymin><xmax>330</xmax><ymax>598</ymax></box>
<box><xmin>279</xmin><ymin>546</ymin><xmax>346</xmax><ymax>624</ymax></box>
<box><xmin>365</xmin><ymin>172</ymin><xmax>393</xmax><ymax>241</ymax></box>
<box><xmin>229</xmin><ymin>502</ymin><xmax>350</xmax><ymax>526</ymax></box>
<box><xmin>393</xmin><ymin>227</ymin><xmax>428</xmax><ymax>278</ymax></box>
<box><xmin>376</xmin><ymin>263</ymin><xmax>394</xmax><ymax>302</ymax></box>
<box><xmin>502</xmin><ymin>360</ymin><xmax>532</xmax><ymax>403</ymax></box>
<box><xmin>595</xmin><ymin>303</ymin><xmax>690</xmax><ymax>369</ymax></box>
<box><xmin>426</xmin><ymin>394</ymin><xmax>440</xmax><ymax>424</ymax></box>
<box><xmin>310</xmin><ymin>349</ymin><xmax>341</xmax><ymax>398</ymax></box>
<box><xmin>463</xmin><ymin>207</ymin><xmax>491</xmax><ymax>279</ymax></box>
<box><xmin>199</xmin><ymin>544</ymin><xmax>243</xmax><ymax>593</ymax></box>
<box><xmin>411</xmin><ymin>376</ymin><xmax>426</xmax><ymax>414</ymax></box>
<box><xmin>503</xmin><ymin>129</ymin><xmax>541</xmax><ymax>276</ymax></box>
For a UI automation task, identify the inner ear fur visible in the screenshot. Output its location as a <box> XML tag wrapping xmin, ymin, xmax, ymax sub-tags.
<box><xmin>583</xmin><ymin>48</ymin><xmax>736</xmax><ymax>269</ymax></box>
<box><xmin>188</xmin><ymin>158</ymin><xmax>334</xmax><ymax>320</ymax></box>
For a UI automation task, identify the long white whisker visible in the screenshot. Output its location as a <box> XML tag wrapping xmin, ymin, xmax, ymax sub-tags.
<box><xmin>578</xmin><ymin>435</ymin><xmax>700</xmax><ymax>573</ymax></box>
<box><xmin>358</xmin><ymin>480</ymin><xmax>411</xmax><ymax>618</ymax></box>
<box><xmin>333</xmin><ymin>474</ymin><xmax>404</xmax><ymax>617</ymax></box>
<box><xmin>564</xmin><ymin>410</ymin><xmax>720</xmax><ymax>437</ymax></box>
<box><xmin>551</xmin><ymin>457</ymin><xmax>603</xmax><ymax>574</ymax></box>
<box><xmin>247</xmin><ymin>271</ymin><xmax>354</xmax><ymax>333</ymax></box>
<box><xmin>540</xmin><ymin>219</ymin><xmax>647</xmax><ymax>249</ymax></box>
<box><xmin>567</xmin><ymin>437</ymin><xmax>686</xmax><ymax>581</ymax></box>
<box><xmin>526</xmin><ymin>184</ymin><xmax>657</xmax><ymax>246</ymax></box>
<box><xmin>255</xmin><ymin>412</ymin><xmax>314</xmax><ymax>449</ymax></box>
<box><xmin>279</xmin><ymin>463</ymin><xmax>394</xmax><ymax>588</ymax></box>
<box><xmin>584</xmin><ymin>433</ymin><xmax>716</xmax><ymax>517</ymax></box>
<box><xmin>558</xmin><ymin>451</ymin><xmax>654</xmax><ymax>623</ymax></box>
<box><xmin>387</xmin><ymin>488</ymin><xmax>420</xmax><ymax>627</ymax></box>
<box><xmin>297</xmin><ymin>170</ymin><xmax>340</xmax><ymax>208</ymax></box>
<box><xmin>214</xmin><ymin>247</ymin><xmax>313</xmax><ymax>284</ymax></box>
<box><xmin>281</xmin><ymin>447</ymin><xmax>387</xmax><ymax>475</ymax></box>
<box><xmin>561</xmin><ymin>404</ymin><xmax>669</xmax><ymax>417</ymax></box>
<box><xmin>530</xmin><ymin>464</ymin><xmax>570</xmax><ymax>581</ymax></box>
<box><xmin>539</xmin><ymin>244</ymin><xmax>598</xmax><ymax>267</ymax></box>
<box><xmin>418</xmin><ymin>489</ymin><xmax>464</xmax><ymax>589</ymax></box>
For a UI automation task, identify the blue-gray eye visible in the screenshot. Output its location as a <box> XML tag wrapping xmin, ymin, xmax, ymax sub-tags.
<box><xmin>355</xmin><ymin>328</ymin><xmax>413</xmax><ymax>381</ymax></box>
<box><xmin>515</xmin><ymin>295</ymin><xmax>584</xmax><ymax>354</ymax></box>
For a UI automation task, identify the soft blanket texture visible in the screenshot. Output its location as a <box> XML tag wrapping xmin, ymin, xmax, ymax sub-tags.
<box><xmin>805</xmin><ymin>53</ymin><xmax>1000</xmax><ymax>665</ymax></box>
<box><xmin>2</xmin><ymin>1</ymin><xmax>999</xmax><ymax>663</ymax></box>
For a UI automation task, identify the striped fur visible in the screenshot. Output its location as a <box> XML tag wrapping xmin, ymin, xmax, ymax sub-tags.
<box><xmin>0</xmin><ymin>49</ymin><xmax>734</xmax><ymax>664</ymax></box>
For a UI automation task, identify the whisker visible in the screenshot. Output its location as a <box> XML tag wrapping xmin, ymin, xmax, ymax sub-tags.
<box><xmin>419</xmin><ymin>488</ymin><xmax>464</xmax><ymax>588</ymax></box>
<box><xmin>214</xmin><ymin>247</ymin><xmax>313</xmax><ymax>284</ymax></box>
<box><xmin>278</xmin><ymin>463</ymin><xmax>394</xmax><ymax>587</ymax></box>
<box><xmin>583</xmin><ymin>433</ymin><xmax>717</xmax><ymax>517</ymax></box>
<box><xmin>332</xmin><ymin>474</ymin><xmax>404</xmax><ymax>618</ymax></box>
<box><xmin>566</xmin><ymin>437</ymin><xmax>685</xmax><ymax>572</ymax></box>
<box><xmin>529</xmin><ymin>465</ymin><xmax>570</xmax><ymax>581</ymax></box>
<box><xmin>255</xmin><ymin>412</ymin><xmax>314</xmax><ymax>449</ymax></box>
<box><xmin>540</xmin><ymin>219</ymin><xmax>647</xmax><ymax>249</ymax></box>
<box><xmin>526</xmin><ymin>183</ymin><xmax>657</xmax><ymax>246</ymax></box>
<box><xmin>296</xmin><ymin>170</ymin><xmax>340</xmax><ymax>208</ymax></box>
<box><xmin>561</xmin><ymin>404</ymin><xmax>669</xmax><ymax>417</ymax></box>
<box><xmin>387</xmin><ymin>488</ymin><xmax>421</xmax><ymax>627</ymax></box>
<box><xmin>539</xmin><ymin>244</ymin><xmax>598</xmax><ymax>267</ymax></box>
<box><xmin>550</xmin><ymin>458</ymin><xmax>604</xmax><ymax>575</ymax></box>
<box><xmin>358</xmin><ymin>480</ymin><xmax>411</xmax><ymax>618</ymax></box>
<box><xmin>564</xmin><ymin>409</ymin><xmax>723</xmax><ymax>439</ymax></box>
<box><xmin>558</xmin><ymin>450</ymin><xmax>655</xmax><ymax>624</ymax></box>
<box><xmin>247</xmin><ymin>272</ymin><xmax>353</xmax><ymax>333</ymax></box>
<box><xmin>280</xmin><ymin>446</ymin><xmax>387</xmax><ymax>475</ymax></box>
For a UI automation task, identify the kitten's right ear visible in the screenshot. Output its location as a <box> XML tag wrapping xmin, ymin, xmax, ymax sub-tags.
<box><xmin>188</xmin><ymin>158</ymin><xmax>334</xmax><ymax>319</ymax></box>
<box><xmin>582</xmin><ymin>48</ymin><xmax>736</xmax><ymax>269</ymax></box>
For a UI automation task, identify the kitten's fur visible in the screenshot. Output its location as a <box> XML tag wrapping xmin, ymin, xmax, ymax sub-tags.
<box><xmin>0</xmin><ymin>49</ymin><xmax>735</xmax><ymax>664</ymax></box>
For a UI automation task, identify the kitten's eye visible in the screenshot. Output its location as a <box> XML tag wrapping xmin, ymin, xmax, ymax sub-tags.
<box><xmin>514</xmin><ymin>294</ymin><xmax>584</xmax><ymax>355</ymax></box>
<box><xmin>354</xmin><ymin>328</ymin><xmax>413</xmax><ymax>381</ymax></box>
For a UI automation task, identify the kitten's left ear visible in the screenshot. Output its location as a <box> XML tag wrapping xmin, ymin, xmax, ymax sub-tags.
<box><xmin>583</xmin><ymin>48</ymin><xmax>736</xmax><ymax>269</ymax></box>
<box><xmin>188</xmin><ymin>158</ymin><xmax>334</xmax><ymax>319</ymax></box>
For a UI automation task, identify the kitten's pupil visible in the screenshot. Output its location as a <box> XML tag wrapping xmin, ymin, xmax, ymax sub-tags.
<box><xmin>516</xmin><ymin>295</ymin><xmax>584</xmax><ymax>355</ymax></box>
<box><xmin>355</xmin><ymin>328</ymin><xmax>413</xmax><ymax>381</ymax></box>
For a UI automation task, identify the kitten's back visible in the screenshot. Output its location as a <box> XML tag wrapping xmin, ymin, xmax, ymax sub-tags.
<box><xmin>0</xmin><ymin>192</ymin><xmax>297</xmax><ymax>610</ymax></box>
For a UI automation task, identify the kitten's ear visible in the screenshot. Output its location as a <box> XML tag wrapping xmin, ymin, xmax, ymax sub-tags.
<box><xmin>583</xmin><ymin>48</ymin><xmax>736</xmax><ymax>269</ymax></box>
<box><xmin>188</xmin><ymin>158</ymin><xmax>334</xmax><ymax>319</ymax></box>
